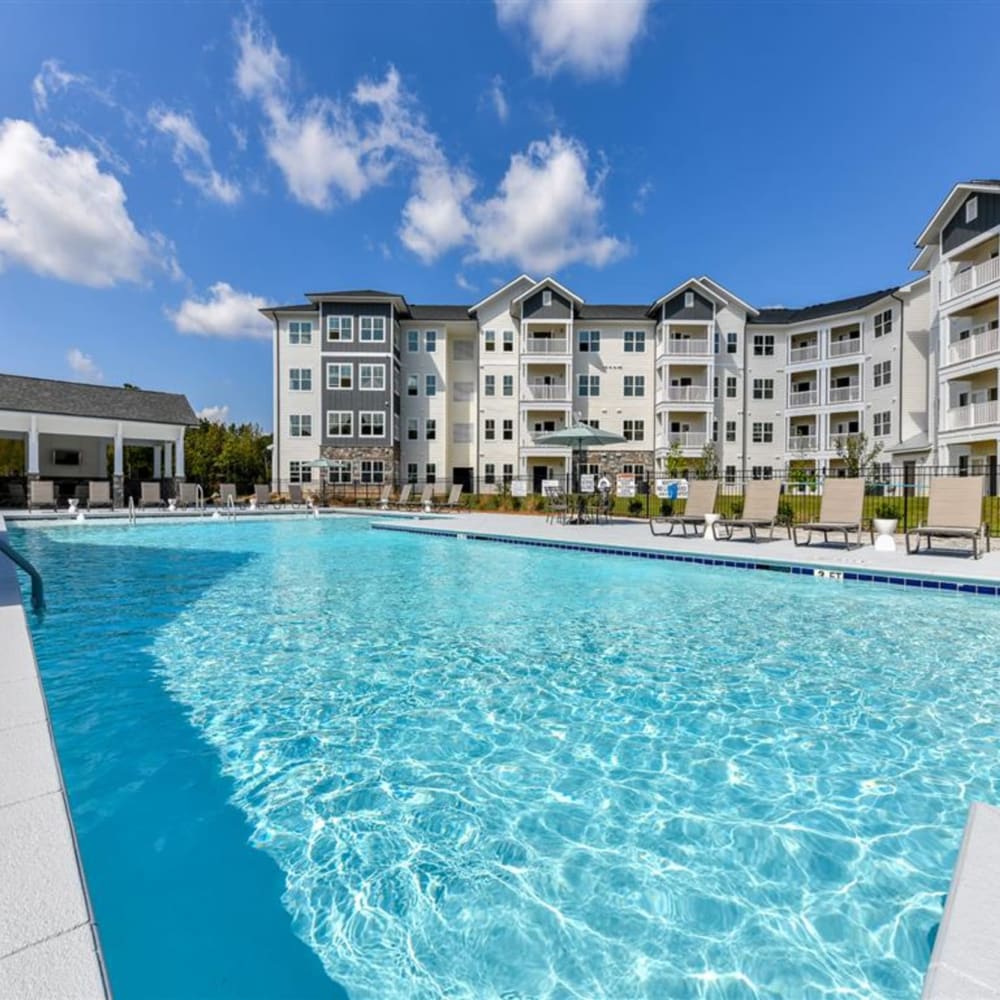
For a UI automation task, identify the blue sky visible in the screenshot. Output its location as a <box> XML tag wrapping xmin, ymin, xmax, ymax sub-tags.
<box><xmin>2</xmin><ymin>1</ymin><xmax>1000</xmax><ymax>428</ymax></box>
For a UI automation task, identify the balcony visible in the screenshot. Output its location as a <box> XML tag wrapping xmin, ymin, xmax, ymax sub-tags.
<box><xmin>947</xmin><ymin>400</ymin><xmax>999</xmax><ymax>430</ymax></box>
<box><xmin>943</xmin><ymin>256</ymin><xmax>1000</xmax><ymax>302</ymax></box>
<box><xmin>788</xmin><ymin>389</ymin><xmax>818</xmax><ymax>407</ymax></box>
<box><xmin>829</xmin><ymin>338</ymin><xmax>862</xmax><ymax>358</ymax></box>
<box><xmin>663</xmin><ymin>338</ymin><xmax>712</xmax><ymax>356</ymax></box>
<box><xmin>667</xmin><ymin>432</ymin><xmax>707</xmax><ymax>448</ymax></box>
<box><xmin>524</xmin><ymin>336</ymin><xmax>569</xmax><ymax>354</ymax></box>
<box><xmin>665</xmin><ymin>385</ymin><xmax>712</xmax><ymax>402</ymax></box>
<box><xmin>828</xmin><ymin>432</ymin><xmax>862</xmax><ymax>451</ymax></box>
<box><xmin>828</xmin><ymin>384</ymin><xmax>861</xmax><ymax>404</ymax></box>
<box><xmin>947</xmin><ymin>324</ymin><xmax>1000</xmax><ymax>366</ymax></box>
<box><xmin>524</xmin><ymin>383</ymin><xmax>569</xmax><ymax>401</ymax></box>
<box><xmin>788</xmin><ymin>344</ymin><xmax>819</xmax><ymax>364</ymax></box>
<box><xmin>787</xmin><ymin>435</ymin><xmax>818</xmax><ymax>452</ymax></box>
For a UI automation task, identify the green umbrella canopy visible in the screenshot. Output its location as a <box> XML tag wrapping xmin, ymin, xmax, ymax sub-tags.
<box><xmin>533</xmin><ymin>422</ymin><xmax>627</xmax><ymax>449</ymax></box>
<box><xmin>305</xmin><ymin>458</ymin><xmax>335</xmax><ymax>468</ymax></box>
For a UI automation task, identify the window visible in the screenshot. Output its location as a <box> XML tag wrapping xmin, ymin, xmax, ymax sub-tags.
<box><xmin>579</xmin><ymin>330</ymin><xmax>600</xmax><ymax>352</ymax></box>
<box><xmin>407</xmin><ymin>330</ymin><xmax>419</xmax><ymax>352</ymax></box>
<box><xmin>966</xmin><ymin>196</ymin><xmax>979</xmax><ymax>223</ymax></box>
<box><xmin>407</xmin><ymin>374</ymin><xmax>418</xmax><ymax>396</ymax></box>
<box><xmin>752</xmin><ymin>466</ymin><xmax>774</xmax><ymax>480</ymax></box>
<box><xmin>425</xmin><ymin>419</ymin><xmax>436</xmax><ymax>440</ymax></box>
<box><xmin>727</xmin><ymin>331</ymin><xmax>738</xmax><ymax>354</ymax></box>
<box><xmin>327</xmin><ymin>315</ymin><xmax>352</xmax><ymax>341</ymax></box>
<box><xmin>873</xmin><ymin>360</ymin><xmax>892</xmax><ymax>388</ymax></box>
<box><xmin>624</xmin><ymin>330</ymin><xmax>645</xmax><ymax>352</ymax></box>
<box><xmin>326</xmin><ymin>411</ymin><xmax>352</xmax><ymax>437</ymax></box>
<box><xmin>288</xmin><ymin>460</ymin><xmax>313</xmax><ymax>484</ymax></box>
<box><xmin>326</xmin><ymin>363</ymin><xmax>352</xmax><ymax>390</ymax></box>
<box><xmin>502</xmin><ymin>464</ymin><xmax>514</xmax><ymax>486</ymax></box>
<box><xmin>359</xmin><ymin>316</ymin><xmax>385</xmax><ymax>342</ymax></box>
<box><xmin>289</xmin><ymin>414</ymin><xmax>312</xmax><ymax>438</ymax></box>
<box><xmin>328</xmin><ymin>460</ymin><xmax>352</xmax><ymax>484</ymax></box>
<box><xmin>713</xmin><ymin>375</ymin><xmax>719</xmax><ymax>399</ymax></box>
<box><xmin>407</xmin><ymin>419</ymin><xmax>419</xmax><ymax>440</ymax></box>
<box><xmin>358</xmin><ymin>364</ymin><xmax>385</xmax><ymax>391</ymax></box>
<box><xmin>726</xmin><ymin>376</ymin><xmax>737</xmax><ymax>399</ymax></box>
<box><xmin>752</xmin><ymin>378</ymin><xmax>774</xmax><ymax>400</ymax></box>
<box><xmin>752</xmin><ymin>421</ymin><xmax>774</xmax><ymax>443</ymax></box>
<box><xmin>873</xmin><ymin>410</ymin><xmax>891</xmax><ymax>437</ymax></box>
<box><xmin>684</xmin><ymin>291</ymin><xmax>695</xmax><ymax>308</ymax></box>
<box><xmin>425</xmin><ymin>330</ymin><xmax>437</xmax><ymax>352</ymax></box>
<box><xmin>359</xmin><ymin>411</ymin><xmax>385</xmax><ymax>437</ymax></box>
<box><xmin>484</xmin><ymin>374</ymin><xmax>496</xmax><ymax>396</ymax></box>
<box><xmin>874</xmin><ymin>309</ymin><xmax>893</xmax><ymax>338</ymax></box>
<box><xmin>543</xmin><ymin>289</ymin><xmax>552</xmax><ymax>307</ymax></box>
<box><xmin>484</xmin><ymin>419</ymin><xmax>496</xmax><ymax>441</ymax></box>
<box><xmin>623</xmin><ymin>464</ymin><xmax>646</xmax><ymax>481</ymax></box>
<box><xmin>425</xmin><ymin>374</ymin><xmax>437</xmax><ymax>396</ymax></box>
<box><xmin>623</xmin><ymin>419</ymin><xmax>644</xmax><ymax>441</ymax></box>
<box><xmin>712</xmin><ymin>419</ymin><xmax>718</xmax><ymax>442</ymax></box>
<box><xmin>425</xmin><ymin>463</ymin><xmax>437</xmax><ymax>483</ymax></box>
<box><xmin>725</xmin><ymin>465</ymin><xmax>736</xmax><ymax>484</ymax></box>
<box><xmin>503</xmin><ymin>330</ymin><xmax>514</xmax><ymax>353</ymax></box>
<box><xmin>360</xmin><ymin>460</ymin><xmax>384</xmax><ymax>484</ymax></box>
<box><xmin>484</xmin><ymin>463</ymin><xmax>496</xmax><ymax>485</ymax></box>
<box><xmin>289</xmin><ymin>368</ymin><xmax>312</xmax><ymax>391</ymax></box>
<box><xmin>578</xmin><ymin>374</ymin><xmax>600</xmax><ymax>397</ymax></box>
<box><xmin>453</xmin><ymin>423</ymin><xmax>473</xmax><ymax>443</ymax></box>
<box><xmin>753</xmin><ymin>334</ymin><xmax>774</xmax><ymax>356</ymax></box>
<box><xmin>502</xmin><ymin>419</ymin><xmax>513</xmax><ymax>441</ymax></box>
<box><xmin>502</xmin><ymin>375</ymin><xmax>514</xmax><ymax>397</ymax></box>
<box><xmin>407</xmin><ymin>463</ymin><xmax>418</xmax><ymax>484</ymax></box>
<box><xmin>484</xmin><ymin>330</ymin><xmax>496</xmax><ymax>352</ymax></box>
<box><xmin>289</xmin><ymin>320</ymin><xmax>313</xmax><ymax>345</ymax></box>
<box><xmin>583</xmin><ymin>419</ymin><xmax>599</xmax><ymax>429</ymax></box>
<box><xmin>725</xmin><ymin>420</ymin><xmax>736</xmax><ymax>442</ymax></box>
<box><xmin>624</xmin><ymin>375</ymin><xmax>645</xmax><ymax>397</ymax></box>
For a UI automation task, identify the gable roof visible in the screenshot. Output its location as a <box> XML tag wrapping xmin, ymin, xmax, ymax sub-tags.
<box><xmin>748</xmin><ymin>287</ymin><xmax>898</xmax><ymax>325</ymax></box>
<box><xmin>648</xmin><ymin>277</ymin><xmax>727</xmax><ymax>316</ymax></box>
<box><xmin>467</xmin><ymin>274</ymin><xmax>535</xmax><ymax>314</ymax></box>
<box><xmin>0</xmin><ymin>373</ymin><xmax>199</xmax><ymax>426</ymax></box>
<box><xmin>510</xmin><ymin>276</ymin><xmax>584</xmax><ymax>309</ymax></box>
<box><xmin>258</xmin><ymin>303</ymin><xmax>318</xmax><ymax>315</ymax></box>
<box><xmin>914</xmin><ymin>180</ymin><xmax>1000</xmax><ymax>248</ymax></box>
<box><xmin>697</xmin><ymin>276</ymin><xmax>759</xmax><ymax>317</ymax></box>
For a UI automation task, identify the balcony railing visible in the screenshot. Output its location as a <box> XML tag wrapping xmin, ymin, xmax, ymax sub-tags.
<box><xmin>828</xmin><ymin>385</ymin><xmax>861</xmax><ymax>404</ymax></box>
<box><xmin>947</xmin><ymin>400</ymin><xmax>999</xmax><ymax>430</ymax></box>
<box><xmin>663</xmin><ymin>338</ymin><xmax>712</xmax><ymax>355</ymax></box>
<box><xmin>947</xmin><ymin>324</ymin><xmax>1000</xmax><ymax>366</ymax></box>
<box><xmin>943</xmin><ymin>256</ymin><xmax>1000</xmax><ymax>301</ymax></box>
<box><xmin>665</xmin><ymin>385</ymin><xmax>712</xmax><ymax>402</ymax></box>
<box><xmin>788</xmin><ymin>389</ymin><xmax>818</xmax><ymax>407</ymax></box>
<box><xmin>524</xmin><ymin>383</ymin><xmax>569</xmax><ymax>400</ymax></box>
<box><xmin>829</xmin><ymin>338</ymin><xmax>862</xmax><ymax>358</ymax></box>
<box><xmin>788</xmin><ymin>344</ymin><xmax>819</xmax><ymax>364</ymax></box>
<box><xmin>666</xmin><ymin>432</ymin><xmax>707</xmax><ymax>448</ymax></box>
<box><xmin>828</xmin><ymin>433</ymin><xmax>862</xmax><ymax>451</ymax></box>
<box><xmin>787</xmin><ymin>435</ymin><xmax>818</xmax><ymax>452</ymax></box>
<box><xmin>524</xmin><ymin>337</ymin><xmax>569</xmax><ymax>354</ymax></box>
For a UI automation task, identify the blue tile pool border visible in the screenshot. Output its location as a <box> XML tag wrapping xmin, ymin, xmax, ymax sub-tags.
<box><xmin>370</xmin><ymin>522</ymin><xmax>1000</xmax><ymax>598</ymax></box>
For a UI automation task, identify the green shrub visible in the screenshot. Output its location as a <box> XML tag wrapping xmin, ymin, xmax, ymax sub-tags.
<box><xmin>874</xmin><ymin>500</ymin><xmax>899</xmax><ymax>520</ymax></box>
<box><xmin>659</xmin><ymin>498</ymin><xmax>673</xmax><ymax>517</ymax></box>
<box><xmin>729</xmin><ymin>498</ymin><xmax>745</xmax><ymax>518</ymax></box>
<box><xmin>484</xmin><ymin>493</ymin><xmax>500</xmax><ymax>510</ymax></box>
<box><xmin>511</xmin><ymin>496</ymin><xmax>522</xmax><ymax>511</ymax></box>
<box><xmin>628</xmin><ymin>499</ymin><xmax>643</xmax><ymax>516</ymax></box>
<box><xmin>777</xmin><ymin>500</ymin><xmax>795</xmax><ymax>526</ymax></box>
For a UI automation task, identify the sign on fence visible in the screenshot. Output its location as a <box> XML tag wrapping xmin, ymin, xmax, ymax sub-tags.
<box><xmin>616</xmin><ymin>473</ymin><xmax>636</xmax><ymax>498</ymax></box>
<box><xmin>542</xmin><ymin>479</ymin><xmax>562</xmax><ymax>493</ymax></box>
<box><xmin>655</xmin><ymin>478</ymin><xmax>689</xmax><ymax>500</ymax></box>
<box><xmin>579</xmin><ymin>473</ymin><xmax>595</xmax><ymax>493</ymax></box>
<box><xmin>510</xmin><ymin>480</ymin><xmax>528</xmax><ymax>497</ymax></box>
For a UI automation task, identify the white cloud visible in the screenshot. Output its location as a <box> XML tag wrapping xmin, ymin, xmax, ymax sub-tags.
<box><xmin>148</xmin><ymin>107</ymin><xmax>241</xmax><ymax>204</ymax></box>
<box><xmin>632</xmin><ymin>180</ymin><xmax>653</xmax><ymax>215</ymax></box>
<box><xmin>495</xmin><ymin>0</ymin><xmax>650</xmax><ymax>79</ymax></box>
<box><xmin>469</xmin><ymin>134</ymin><xmax>625</xmax><ymax>272</ymax></box>
<box><xmin>167</xmin><ymin>282</ymin><xmax>272</xmax><ymax>340</ymax></box>
<box><xmin>66</xmin><ymin>348</ymin><xmax>103</xmax><ymax>381</ymax></box>
<box><xmin>32</xmin><ymin>59</ymin><xmax>104</xmax><ymax>114</ymax></box>
<box><xmin>400</xmin><ymin>164</ymin><xmax>475</xmax><ymax>262</ymax></box>
<box><xmin>0</xmin><ymin>119</ymin><xmax>159</xmax><ymax>287</ymax></box>
<box><xmin>484</xmin><ymin>75</ymin><xmax>509</xmax><ymax>123</ymax></box>
<box><xmin>197</xmin><ymin>404</ymin><xmax>230</xmax><ymax>423</ymax></box>
<box><xmin>455</xmin><ymin>273</ymin><xmax>477</xmax><ymax>293</ymax></box>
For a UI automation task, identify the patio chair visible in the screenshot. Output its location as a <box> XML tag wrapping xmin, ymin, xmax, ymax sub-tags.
<box><xmin>712</xmin><ymin>479</ymin><xmax>785</xmax><ymax>542</ymax></box>
<box><xmin>28</xmin><ymin>480</ymin><xmax>56</xmax><ymax>512</ymax></box>
<box><xmin>544</xmin><ymin>485</ymin><xmax>569</xmax><ymax>525</ymax></box>
<box><xmin>792</xmin><ymin>478</ymin><xmax>865</xmax><ymax>549</ymax></box>
<box><xmin>650</xmin><ymin>480</ymin><xmax>718</xmax><ymax>537</ymax></box>
<box><xmin>375</xmin><ymin>483</ymin><xmax>393</xmax><ymax>508</ymax></box>
<box><xmin>178</xmin><ymin>482</ymin><xmax>201</xmax><ymax>509</ymax></box>
<box><xmin>906</xmin><ymin>476</ymin><xmax>990</xmax><ymax>559</ymax></box>
<box><xmin>218</xmin><ymin>483</ymin><xmax>237</xmax><ymax>507</ymax></box>
<box><xmin>253</xmin><ymin>484</ymin><xmax>271</xmax><ymax>509</ymax></box>
<box><xmin>406</xmin><ymin>484</ymin><xmax>434</xmax><ymax>510</ymax></box>
<box><xmin>436</xmin><ymin>484</ymin><xmax>464</xmax><ymax>511</ymax></box>
<box><xmin>87</xmin><ymin>480</ymin><xmax>113</xmax><ymax>510</ymax></box>
<box><xmin>593</xmin><ymin>489</ymin><xmax>613</xmax><ymax>524</ymax></box>
<box><xmin>288</xmin><ymin>484</ymin><xmax>305</xmax><ymax>507</ymax></box>
<box><xmin>140</xmin><ymin>482</ymin><xmax>163</xmax><ymax>508</ymax></box>
<box><xmin>390</xmin><ymin>484</ymin><xmax>413</xmax><ymax>509</ymax></box>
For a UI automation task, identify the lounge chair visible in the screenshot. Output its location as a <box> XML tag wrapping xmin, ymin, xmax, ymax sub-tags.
<box><xmin>906</xmin><ymin>476</ymin><xmax>990</xmax><ymax>559</ymax></box>
<box><xmin>288</xmin><ymin>484</ymin><xmax>305</xmax><ymax>507</ymax></box>
<box><xmin>792</xmin><ymin>478</ymin><xmax>864</xmax><ymax>549</ymax></box>
<box><xmin>712</xmin><ymin>479</ymin><xmax>784</xmax><ymax>542</ymax></box>
<box><xmin>140</xmin><ymin>482</ymin><xmax>163</xmax><ymax>508</ymax></box>
<box><xmin>436</xmin><ymin>484</ymin><xmax>464</xmax><ymax>511</ymax></box>
<box><xmin>178</xmin><ymin>482</ymin><xmax>202</xmax><ymax>509</ymax></box>
<box><xmin>218</xmin><ymin>483</ymin><xmax>237</xmax><ymax>507</ymax></box>
<box><xmin>87</xmin><ymin>480</ymin><xmax>113</xmax><ymax>510</ymax></box>
<box><xmin>253</xmin><ymin>484</ymin><xmax>271</xmax><ymax>509</ymax></box>
<box><xmin>375</xmin><ymin>483</ymin><xmax>393</xmax><ymax>508</ymax></box>
<box><xmin>391</xmin><ymin>484</ymin><xmax>413</xmax><ymax>509</ymax></box>
<box><xmin>406</xmin><ymin>484</ymin><xmax>434</xmax><ymax>510</ymax></box>
<box><xmin>28</xmin><ymin>480</ymin><xmax>56</xmax><ymax>512</ymax></box>
<box><xmin>650</xmin><ymin>479</ymin><xmax>718</xmax><ymax>537</ymax></box>
<box><xmin>544</xmin><ymin>485</ymin><xmax>569</xmax><ymax>525</ymax></box>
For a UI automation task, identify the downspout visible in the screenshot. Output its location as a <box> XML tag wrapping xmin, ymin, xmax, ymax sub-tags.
<box><xmin>273</xmin><ymin>314</ymin><xmax>280</xmax><ymax>492</ymax></box>
<box><xmin>741</xmin><ymin>323</ymin><xmax>749</xmax><ymax>478</ymax></box>
<box><xmin>890</xmin><ymin>291</ymin><xmax>905</xmax><ymax>465</ymax></box>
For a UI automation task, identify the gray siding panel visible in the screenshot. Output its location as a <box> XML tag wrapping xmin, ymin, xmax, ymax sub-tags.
<box><xmin>942</xmin><ymin>193</ymin><xmax>1000</xmax><ymax>254</ymax></box>
<box><xmin>319</xmin><ymin>301</ymin><xmax>394</xmax><ymax>353</ymax></box>
<box><xmin>522</xmin><ymin>289</ymin><xmax>573</xmax><ymax>320</ymax></box>
<box><xmin>661</xmin><ymin>290</ymin><xmax>714</xmax><ymax>321</ymax></box>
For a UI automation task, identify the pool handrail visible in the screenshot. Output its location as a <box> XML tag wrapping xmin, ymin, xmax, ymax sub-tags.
<box><xmin>0</xmin><ymin>535</ymin><xmax>45</xmax><ymax>611</ymax></box>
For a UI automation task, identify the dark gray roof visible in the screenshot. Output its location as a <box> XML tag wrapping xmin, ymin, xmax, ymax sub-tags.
<box><xmin>305</xmin><ymin>289</ymin><xmax>405</xmax><ymax>299</ymax></box>
<box><xmin>577</xmin><ymin>304</ymin><xmax>651</xmax><ymax>320</ymax></box>
<box><xmin>260</xmin><ymin>303</ymin><xmax>317</xmax><ymax>314</ymax></box>
<box><xmin>0</xmin><ymin>374</ymin><xmax>199</xmax><ymax>426</ymax></box>
<box><xmin>408</xmin><ymin>305</ymin><xmax>475</xmax><ymax>321</ymax></box>
<box><xmin>749</xmin><ymin>287</ymin><xmax>899</xmax><ymax>325</ymax></box>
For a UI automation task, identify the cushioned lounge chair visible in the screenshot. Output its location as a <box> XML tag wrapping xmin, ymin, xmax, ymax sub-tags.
<box><xmin>218</xmin><ymin>483</ymin><xmax>237</xmax><ymax>507</ymax></box>
<box><xmin>436</xmin><ymin>484</ymin><xmax>464</xmax><ymax>511</ymax></box>
<box><xmin>288</xmin><ymin>484</ymin><xmax>305</xmax><ymax>507</ymax></box>
<box><xmin>406</xmin><ymin>484</ymin><xmax>434</xmax><ymax>510</ymax></box>
<box><xmin>650</xmin><ymin>479</ymin><xmax>718</xmax><ymax>537</ymax></box>
<box><xmin>253</xmin><ymin>484</ymin><xmax>271</xmax><ymax>508</ymax></box>
<box><xmin>28</xmin><ymin>480</ymin><xmax>56</xmax><ymax>512</ymax></box>
<box><xmin>390</xmin><ymin>484</ymin><xmax>413</xmax><ymax>509</ymax></box>
<box><xmin>906</xmin><ymin>476</ymin><xmax>990</xmax><ymax>559</ymax></box>
<box><xmin>178</xmin><ymin>482</ymin><xmax>201</xmax><ymax>508</ymax></box>
<box><xmin>140</xmin><ymin>482</ymin><xmax>163</xmax><ymax>508</ymax></box>
<box><xmin>87</xmin><ymin>481</ymin><xmax>113</xmax><ymax>510</ymax></box>
<box><xmin>712</xmin><ymin>479</ymin><xmax>784</xmax><ymax>542</ymax></box>
<box><xmin>792</xmin><ymin>478</ymin><xmax>865</xmax><ymax>549</ymax></box>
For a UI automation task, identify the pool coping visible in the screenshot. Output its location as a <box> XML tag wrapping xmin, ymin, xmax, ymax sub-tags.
<box><xmin>0</xmin><ymin>514</ymin><xmax>110</xmax><ymax>999</ymax></box>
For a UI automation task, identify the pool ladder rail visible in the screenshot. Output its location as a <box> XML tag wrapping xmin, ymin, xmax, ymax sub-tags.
<box><xmin>127</xmin><ymin>495</ymin><xmax>136</xmax><ymax>525</ymax></box>
<box><xmin>0</xmin><ymin>536</ymin><xmax>45</xmax><ymax>611</ymax></box>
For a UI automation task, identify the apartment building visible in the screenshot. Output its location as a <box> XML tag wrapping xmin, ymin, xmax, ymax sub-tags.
<box><xmin>262</xmin><ymin>179</ymin><xmax>1000</xmax><ymax>493</ymax></box>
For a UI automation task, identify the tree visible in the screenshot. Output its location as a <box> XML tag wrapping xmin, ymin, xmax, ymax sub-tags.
<box><xmin>835</xmin><ymin>432</ymin><xmax>882</xmax><ymax>477</ymax></box>
<box><xmin>698</xmin><ymin>441</ymin><xmax>719</xmax><ymax>479</ymax></box>
<box><xmin>665</xmin><ymin>440</ymin><xmax>685</xmax><ymax>478</ymax></box>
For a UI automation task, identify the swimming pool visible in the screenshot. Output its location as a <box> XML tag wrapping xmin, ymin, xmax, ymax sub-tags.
<box><xmin>14</xmin><ymin>517</ymin><xmax>1000</xmax><ymax>998</ymax></box>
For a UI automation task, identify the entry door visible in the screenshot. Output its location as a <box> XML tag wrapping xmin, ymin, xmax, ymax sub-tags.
<box><xmin>452</xmin><ymin>467</ymin><xmax>473</xmax><ymax>492</ymax></box>
<box><xmin>533</xmin><ymin>466</ymin><xmax>548</xmax><ymax>493</ymax></box>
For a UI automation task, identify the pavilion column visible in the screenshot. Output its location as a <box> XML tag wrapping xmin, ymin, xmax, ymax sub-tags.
<box><xmin>26</xmin><ymin>416</ymin><xmax>39</xmax><ymax>479</ymax></box>
<box><xmin>163</xmin><ymin>441</ymin><xmax>173</xmax><ymax>480</ymax></box>
<box><xmin>113</xmin><ymin>422</ymin><xmax>124</xmax><ymax>508</ymax></box>
<box><xmin>172</xmin><ymin>430</ymin><xmax>185</xmax><ymax>498</ymax></box>
<box><xmin>153</xmin><ymin>446</ymin><xmax>162</xmax><ymax>480</ymax></box>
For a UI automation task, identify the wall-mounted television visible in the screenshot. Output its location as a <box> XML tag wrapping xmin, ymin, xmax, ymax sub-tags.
<box><xmin>51</xmin><ymin>449</ymin><xmax>82</xmax><ymax>467</ymax></box>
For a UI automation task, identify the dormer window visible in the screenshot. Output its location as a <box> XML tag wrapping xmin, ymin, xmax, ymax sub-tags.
<box><xmin>684</xmin><ymin>291</ymin><xmax>695</xmax><ymax>308</ymax></box>
<box><xmin>966</xmin><ymin>196</ymin><xmax>979</xmax><ymax>223</ymax></box>
<box><xmin>542</xmin><ymin>289</ymin><xmax>552</xmax><ymax>307</ymax></box>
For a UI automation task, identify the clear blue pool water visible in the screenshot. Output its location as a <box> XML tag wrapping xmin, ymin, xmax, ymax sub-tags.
<box><xmin>13</xmin><ymin>517</ymin><xmax>1000</xmax><ymax>999</ymax></box>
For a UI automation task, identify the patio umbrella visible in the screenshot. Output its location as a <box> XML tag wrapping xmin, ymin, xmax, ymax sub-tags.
<box><xmin>305</xmin><ymin>457</ymin><xmax>334</xmax><ymax>505</ymax></box>
<box><xmin>533</xmin><ymin>422</ymin><xmax>627</xmax><ymax>492</ymax></box>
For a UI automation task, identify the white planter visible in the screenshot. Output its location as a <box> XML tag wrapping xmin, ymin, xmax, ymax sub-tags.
<box><xmin>873</xmin><ymin>518</ymin><xmax>898</xmax><ymax>536</ymax></box>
